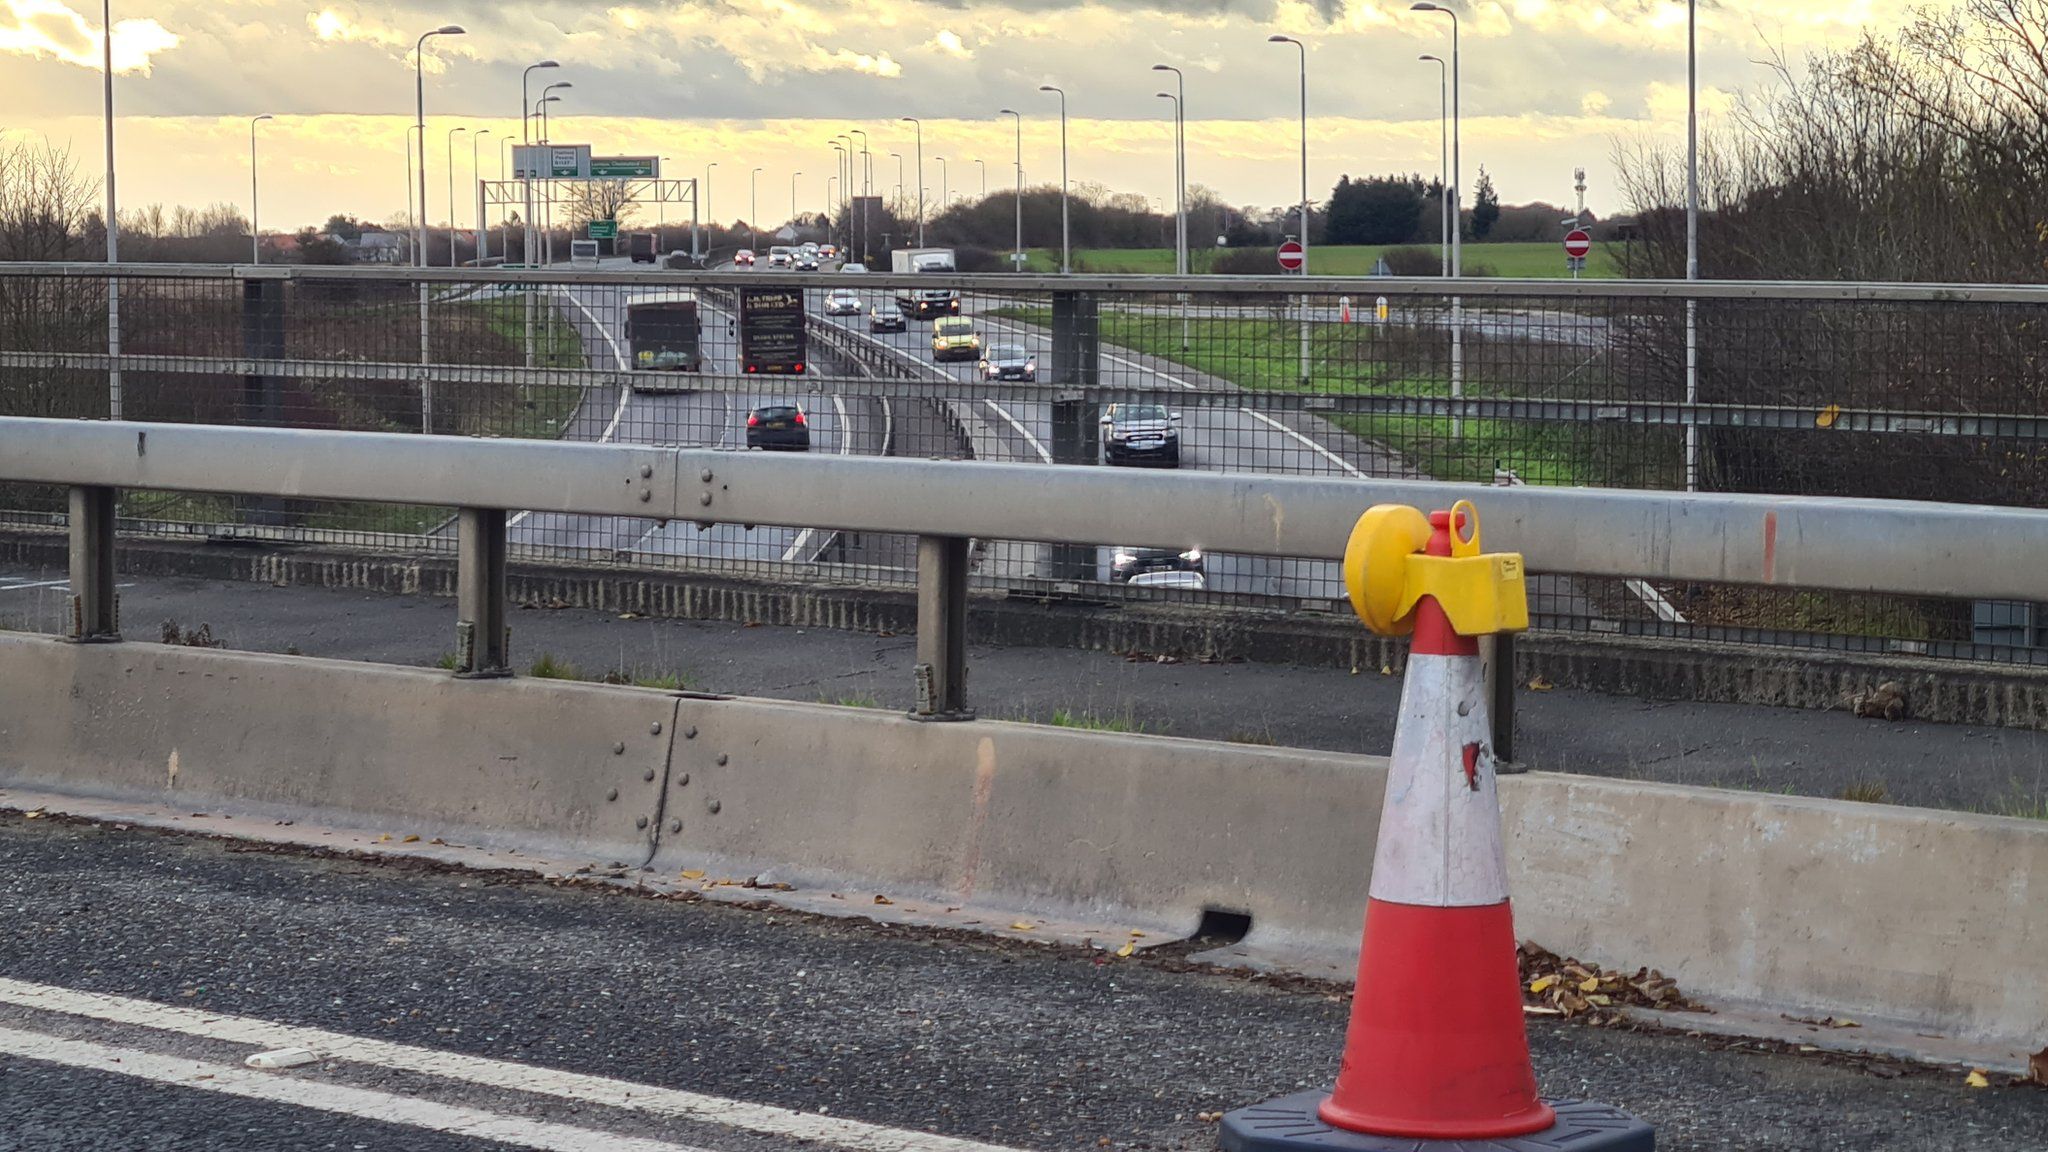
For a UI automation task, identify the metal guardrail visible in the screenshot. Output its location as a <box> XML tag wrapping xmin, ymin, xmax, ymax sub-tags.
<box><xmin>8</xmin><ymin>417</ymin><xmax>2046</xmax><ymax>601</ymax></box>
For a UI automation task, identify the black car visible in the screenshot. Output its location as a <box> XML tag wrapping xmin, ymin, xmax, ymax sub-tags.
<box><xmin>1100</xmin><ymin>402</ymin><xmax>1181</xmax><ymax>467</ymax></box>
<box><xmin>978</xmin><ymin>345</ymin><xmax>1037</xmax><ymax>382</ymax></box>
<box><xmin>868</xmin><ymin>308</ymin><xmax>907</xmax><ymax>333</ymax></box>
<box><xmin>1110</xmin><ymin>546</ymin><xmax>1205</xmax><ymax>583</ymax></box>
<box><xmin>745</xmin><ymin>403</ymin><xmax>810</xmax><ymax>451</ymax></box>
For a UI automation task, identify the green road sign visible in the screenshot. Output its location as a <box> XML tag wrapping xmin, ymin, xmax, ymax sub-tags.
<box><xmin>590</xmin><ymin>156</ymin><xmax>659</xmax><ymax>179</ymax></box>
<box><xmin>587</xmin><ymin>220</ymin><xmax>618</xmax><ymax>240</ymax></box>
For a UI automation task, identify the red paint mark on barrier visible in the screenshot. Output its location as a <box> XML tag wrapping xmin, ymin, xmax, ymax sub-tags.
<box><xmin>1462</xmin><ymin>743</ymin><xmax>1481</xmax><ymax>791</ymax></box>
<box><xmin>1762</xmin><ymin>511</ymin><xmax>1779</xmax><ymax>584</ymax></box>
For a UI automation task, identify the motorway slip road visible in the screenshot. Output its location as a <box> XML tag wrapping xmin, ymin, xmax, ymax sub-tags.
<box><xmin>3</xmin><ymin>564</ymin><xmax>2046</xmax><ymax>815</ymax></box>
<box><xmin>2</xmin><ymin>815</ymin><xmax>2045</xmax><ymax>1151</ymax></box>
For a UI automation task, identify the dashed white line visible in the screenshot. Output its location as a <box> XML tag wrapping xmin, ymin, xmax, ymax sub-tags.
<box><xmin>0</xmin><ymin>1026</ymin><xmax>709</xmax><ymax>1152</ymax></box>
<box><xmin>0</xmin><ymin>978</ymin><xmax>1025</xmax><ymax>1152</ymax></box>
<box><xmin>1235</xmin><ymin>407</ymin><xmax>1366</xmax><ymax>479</ymax></box>
<box><xmin>780</xmin><ymin>394</ymin><xmax>854</xmax><ymax>562</ymax></box>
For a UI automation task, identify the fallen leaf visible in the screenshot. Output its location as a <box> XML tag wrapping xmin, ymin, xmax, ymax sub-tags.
<box><xmin>401</xmin><ymin>834</ymin><xmax>420</xmax><ymax>844</ymax></box>
<box><xmin>1379</xmin><ymin>665</ymin><xmax>1393</xmax><ymax>676</ymax></box>
<box><xmin>1816</xmin><ymin>404</ymin><xmax>1842</xmax><ymax>429</ymax></box>
<box><xmin>22</xmin><ymin>811</ymin><xmax>41</xmax><ymax>820</ymax></box>
<box><xmin>376</xmin><ymin>834</ymin><xmax>392</xmax><ymax>843</ymax></box>
<box><xmin>679</xmin><ymin>869</ymin><xmax>705</xmax><ymax>880</ymax></box>
<box><xmin>1009</xmin><ymin>922</ymin><xmax>1035</xmax><ymax>931</ymax></box>
<box><xmin>1529</xmin><ymin>976</ymin><xmax>1558</xmax><ymax>994</ymax></box>
<box><xmin>872</xmin><ymin>894</ymin><xmax>894</xmax><ymax>905</ymax></box>
<box><xmin>618</xmin><ymin>612</ymin><xmax>640</xmax><ymax>620</ymax></box>
<box><xmin>1129</xmin><ymin>930</ymin><xmax>1146</xmax><ymax>938</ymax></box>
<box><xmin>2030</xmin><ymin>1045</ymin><xmax>2048</xmax><ymax>1086</ymax></box>
<box><xmin>1528</xmin><ymin>676</ymin><xmax>1555</xmax><ymax>691</ymax></box>
<box><xmin>1522</xmin><ymin>1005</ymin><xmax>1564</xmax><ymax>1016</ymax></box>
<box><xmin>1966</xmin><ymin>1070</ymin><xmax>1990</xmax><ymax>1089</ymax></box>
<box><xmin>1578</xmin><ymin>976</ymin><xmax>1600</xmax><ymax>993</ymax></box>
<box><xmin>1115</xmin><ymin>941</ymin><xmax>1135</xmax><ymax>958</ymax></box>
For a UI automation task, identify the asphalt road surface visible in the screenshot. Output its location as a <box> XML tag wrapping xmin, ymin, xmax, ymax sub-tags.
<box><xmin>2</xmin><ymin>812</ymin><xmax>2043</xmax><ymax>1151</ymax></box>
<box><xmin>5</xmin><ymin>563</ymin><xmax>2043</xmax><ymax>816</ymax></box>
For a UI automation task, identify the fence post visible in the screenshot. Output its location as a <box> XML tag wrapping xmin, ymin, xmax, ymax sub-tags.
<box><xmin>912</xmin><ymin>534</ymin><xmax>971</xmax><ymax>719</ymax></box>
<box><xmin>455</xmin><ymin>507</ymin><xmax>510</xmax><ymax>677</ymax></box>
<box><xmin>1482</xmin><ymin>633</ymin><xmax>1518</xmax><ymax>767</ymax></box>
<box><xmin>240</xmin><ymin>275</ymin><xmax>286</xmax><ymax>426</ymax></box>
<box><xmin>66</xmin><ymin>486</ymin><xmax>119</xmax><ymax>642</ymax></box>
<box><xmin>1048</xmin><ymin>290</ymin><xmax>1102</xmax><ymax>582</ymax></box>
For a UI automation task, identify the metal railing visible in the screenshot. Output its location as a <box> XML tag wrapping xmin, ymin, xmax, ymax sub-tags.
<box><xmin>5</xmin><ymin>261</ymin><xmax>2047</xmax><ymax>660</ymax></box>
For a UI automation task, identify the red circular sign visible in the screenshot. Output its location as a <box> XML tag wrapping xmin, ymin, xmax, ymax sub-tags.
<box><xmin>1563</xmin><ymin>229</ymin><xmax>1592</xmax><ymax>258</ymax></box>
<box><xmin>1277</xmin><ymin>240</ymin><xmax>1306</xmax><ymax>271</ymax></box>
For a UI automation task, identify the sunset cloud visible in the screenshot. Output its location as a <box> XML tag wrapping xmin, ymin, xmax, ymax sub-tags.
<box><xmin>0</xmin><ymin>0</ymin><xmax>178</xmax><ymax>73</ymax></box>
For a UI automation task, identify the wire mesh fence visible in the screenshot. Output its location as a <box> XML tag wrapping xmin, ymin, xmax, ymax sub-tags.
<box><xmin>3</xmin><ymin>262</ymin><xmax>2043</xmax><ymax>661</ymax></box>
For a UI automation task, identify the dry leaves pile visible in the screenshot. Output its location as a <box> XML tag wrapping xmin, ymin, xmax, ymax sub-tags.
<box><xmin>1519</xmin><ymin>942</ymin><xmax>1701</xmax><ymax>1023</ymax></box>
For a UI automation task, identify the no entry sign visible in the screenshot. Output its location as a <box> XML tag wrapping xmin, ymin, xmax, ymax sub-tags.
<box><xmin>1277</xmin><ymin>240</ymin><xmax>1305</xmax><ymax>272</ymax></box>
<box><xmin>1563</xmin><ymin>229</ymin><xmax>1592</xmax><ymax>259</ymax></box>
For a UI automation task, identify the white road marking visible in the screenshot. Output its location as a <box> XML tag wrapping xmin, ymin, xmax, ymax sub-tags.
<box><xmin>0</xmin><ymin>1027</ymin><xmax>705</xmax><ymax>1152</ymax></box>
<box><xmin>981</xmin><ymin>400</ymin><xmax>1051</xmax><ymax>464</ymax></box>
<box><xmin>1625</xmin><ymin>578</ymin><xmax>1689</xmax><ymax>624</ymax></box>
<box><xmin>0</xmin><ymin>579</ymin><xmax>74</xmax><ymax>592</ymax></box>
<box><xmin>780</xmin><ymin>394</ymin><xmax>853</xmax><ymax>562</ymax></box>
<box><xmin>0</xmin><ymin>978</ymin><xmax>1025</xmax><ymax>1152</ymax></box>
<box><xmin>1236</xmin><ymin>408</ymin><xmax>1366</xmax><ymax>479</ymax></box>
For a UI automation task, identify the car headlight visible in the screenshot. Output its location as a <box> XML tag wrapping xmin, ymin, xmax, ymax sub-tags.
<box><xmin>1113</xmin><ymin>551</ymin><xmax>1135</xmax><ymax>566</ymax></box>
<box><xmin>1180</xmin><ymin>549</ymin><xmax>1202</xmax><ymax>564</ymax></box>
<box><xmin>1026</xmin><ymin>359</ymin><xmax>1037</xmax><ymax>371</ymax></box>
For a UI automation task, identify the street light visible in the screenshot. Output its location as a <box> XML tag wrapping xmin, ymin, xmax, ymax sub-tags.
<box><xmin>850</xmin><ymin>128</ymin><xmax>871</xmax><ymax>258</ymax></box>
<box><xmin>520</xmin><ymin>60</ymin><xmax>558</xmax><ymax>144</ymax></box>
<box><xmin>900</xmin><ymin>117</ymin><xmax>924</xmax><ymax>246</ymax></box>
<box><xmin>749</xmin><ymin>166</ymin><xmax>763</xmax><ymax>249</ymax></box>
<box><xmin>1419</xmin><ymin>54</ymin><xmax>1448</xmax><ymax>276</ymax></box>
<box><xmin>1038</xmin><ymin>85</ymin><xmax>1068</xmax><ymax>274</ymax></box>
<box><xmin>792</xmin><ymin>170</ymin><xmax>803</xmax><ymax>223</ymax></box>
<box><xmin>702</xmin><ymin>161</ymin><xmax>717</xmax><ymax>258</ymax></box>
<box><xmin>1152</xmin><ymin>64</ymin><xmax>1186</xmax><ymax>278</ymax></box>
<box><xmin>538</xmin><ymin>82</ymin><xmax>572</xmax><ymax>144</ymax></box>
<box><xmin>1411</xmin><ymin>2</ymin><xmax>1464</xmax><ymax>429</ymax></box>
<box><xmin>249</xmin><ymin>114</ymin><xmax>273</xmax><ymax>264</ymax></box>
<box><xmin>1685</xmin><ymin>0</ymin><xmax>1700</xmax><ymax>490</ymax></box>
<box><xmin>974</xmin><ymin>157</ymin><xmax>986</xmax><ymax>199</ymax></box>
<box><xmin>830</xmin><ymin>141</ymin><xmax>847</xmax><ymax>250</ymax></box>
<box><xmin>446</xmin><ymin>126</ymin><xmax>466</xmax><ymax>267</ymax></box>
<box><xmin>414</xmin><ymin>24</ymin><xmax>465</xmax><ymax>270</ymax></box>
<box><xmin>934</xmin><ymin>156</ymin><xmax>948</xmax><ymax>215</ymax></box>
<box><xmin>1266</xmin><ymin>35</ymin><xmax>1308</xmax><ymax>386</ymax></box>
<box><xmin>469</xmin><ymin>127</ymin><xmax>492</xmax><ymax>262</ymax></box>
<box><xmin>997</xmin><ymin>110</ymin><xmax>1022</xmax><ymax>268</ymax></box>
<box><xmin>889</xmin><ymin>151</ymin><xmax>905</xmax><ymax>213</ymax></box>
<box><xmin>102</xmin><ymin>0</ymin><xmax>120</xmax><ymax>418</ymax></box>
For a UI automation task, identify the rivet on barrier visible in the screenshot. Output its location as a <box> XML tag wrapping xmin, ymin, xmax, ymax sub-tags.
<box><xmin>1219</xmin><ymin>500</ymin><xmax>1654</xmax><ymax>1152</ymax></box>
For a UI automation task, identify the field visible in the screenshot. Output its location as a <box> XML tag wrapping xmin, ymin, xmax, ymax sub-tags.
<box><xmin>1019</xmin><ymin>241</ymin><xmax>1620</xmax><ymax>279</ymax></box>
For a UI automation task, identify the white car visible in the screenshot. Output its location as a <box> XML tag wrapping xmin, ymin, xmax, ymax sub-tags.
<box><xmin>840</xmin><ymin>262</ymin><xmax>868</xmax><ymax>274</ymax></box>
<box><xmin>1127</xmin><ymin>570</ymin><xmax>1207</xmax><ymax>591</ymax></box>
<box><xmin>824</xmin><ymin>289</ymin><xmax>862</xmax><ymax>316</ymax></box>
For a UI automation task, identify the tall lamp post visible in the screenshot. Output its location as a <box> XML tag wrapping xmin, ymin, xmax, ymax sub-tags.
<box><xmin>889</xmin><ymin>151</ymin><xmax>905</xmax><ymax>215</ymax></box>
<box><xmin>413</xmin><ymin>24</ymin><xmax>465</xmax><ymax>271</ymax></box>
<box><xmin>469</xmin><ymin>128</ymin><xmax>491</xmax><ymax>261</ymax></box>
<box><xmin>518</xmin><ymin>59</ymin><xmax>558</xmax><ymax>274</ymax></box>
<box><xmin>1266</xmin><ymin>35</ymin><xmax>1309</xmax><ymax>386</ymax></box>
<box><xmin>792</xmin><ymin>170</ymin><xmax>804</xmax><ymax>223</ymax></box>
<box><xmin>997</xmin><ymin>110</ymin><xmax>1022</xmax><ymax>269</ymax></box>
<box><xmin>934</xmin><ymin>156</ymin><xmax>948</xmax><ymax>216</ymax></box>
<box><xmin>1411</xmin><ymin>2</ymin><xmax>1463</xmax><ymax>431</ymax></box>
<box><xmin>850</xmin><ymin>128</ymin><xmax>871</xmax><ymax>258</ymax></box>
<box><xmin>537</xmin><ymin>84</ymin><xmax>570</xmax><ymax>267</ymax></box>
<box><xmin>1685</xmin><ymin>0</ymin><xmax>1700</xmax><ymax>490</ymax></box>
<box><xmin>974</xmin><ymin>158</ymin><xmax>986</xmax><ymax>199</ymax></box>
<box><xmin>749</xmin><ymin>166</ymin><xmax>763</xmax><ymax>249</ymax></box>
<box><xmin>830</xmin><ymin>142</ymin><xmax>847</xmax><ymax>249</ymax></box>
<box><xmin>1419</xmin><ymin>54</ymin><xmax>1449</xmax><ymax>276</ymax></box>
<box><xmin>446</xmin><ymin>126</ymin><xmax>466</xmax><ymax>267</ymax></box>
<box><xmin>249</xmin><ymin>114</ymin><xmax>273</xmax><ymax>264</ymax></box>
<box><xmin>900</xmin><ymin>117</ymin><xmax>924</xmax><ymax>246</ymax></box>
<box><xmin>103</xmin><ymin>0</ymin><xmax>121</xmax><ymax>419</ymax></box>
<box><xmin>701</xmin><ymin>161</ymin><xmax>716</xmax><ymax>259</ymax></box>
<box><xmin>1037</xmin><ymin>86</ymin><xmax>1068</xmax><ymax>273</ymax></box>
<box><xmin>1151</xmin><ymin>64</ymin><xmax>1186</xmax><ymax>279</ymax></box>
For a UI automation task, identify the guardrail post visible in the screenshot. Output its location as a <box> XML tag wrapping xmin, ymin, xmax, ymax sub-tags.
<box><xmin>1049</xmin><ymin>290</ymin><xmax>1103</xmax><ymax>582</ymax></box>
<box><xmin>66</xmin><ymin>486</ymin><xmax>119</xmax><ymax>642</ymax></box>
<box><xmin>1483</xmin><ymin>633</ymin><xmax>1518</xmax><ymax>767</ymax></box>
<box><xmin>913</xmin><ymin>534</ymin><xmax>972</xmax><ymax>719</ymax></box>
<box><xmin>455</xmin><ymin>507</ymin><xmax>510</xmax><ymax>677</ymax></box>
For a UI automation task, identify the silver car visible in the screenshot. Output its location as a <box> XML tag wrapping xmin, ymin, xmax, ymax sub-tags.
<box><xmin>824</xmin><ymin>289</ymin><xmax>862</xmax><ymax>316</ymax></box>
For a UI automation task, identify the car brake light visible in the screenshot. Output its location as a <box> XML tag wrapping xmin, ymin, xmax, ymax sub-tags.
<box><xmin>747</xmin><ymin>413</ymin><xmax>760</xmax><ymax>426</ymax></box>
<box><xmin>793</xmin><ymin>411</ymin><xmax>807</xmax><ymax>425</ymax></box>
<box><xmin>793</xmin><ymin>362</ymin><xmax>806</xmax><ymax>374</ymax></box>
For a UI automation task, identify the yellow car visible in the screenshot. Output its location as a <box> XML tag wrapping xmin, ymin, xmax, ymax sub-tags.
<box><xmin>931</xmin><ymin>315</ymin><xmax>982</xmax><ymax>363</ymax></box>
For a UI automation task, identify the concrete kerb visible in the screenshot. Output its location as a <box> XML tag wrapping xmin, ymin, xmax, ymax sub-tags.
<box><xmin>4</xmin><ymin>632</ymin><xmax>2048</xmax><ymax>1071</ymax></box>
<box><xmin>0</xmin><ymin>633</ymin><xmax>675</xmax><ymax>865</ymax></box>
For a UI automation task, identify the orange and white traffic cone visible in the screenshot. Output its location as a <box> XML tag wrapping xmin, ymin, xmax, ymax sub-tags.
<box><xmin>1220</xmin><ymin>501</ymin><xmax>1653</xmax><ymax>1152</ymax></box>
<box><xmin>1339</xmin><ymin>295</ymin><xmax>1352</xmax><ymax>323</ymax></box>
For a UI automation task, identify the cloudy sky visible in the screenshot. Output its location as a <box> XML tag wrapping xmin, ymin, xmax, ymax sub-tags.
<box><xmin>1</xmin><ymin>0</ymin><xmax>1910</xmax><ymax>232</ymax></box>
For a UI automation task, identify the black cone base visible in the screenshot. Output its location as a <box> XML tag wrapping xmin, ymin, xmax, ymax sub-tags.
<box><xmin>1219</xmin><ymin>1090</ymin><xmax>1653</xmax><ymax>1152</ymax></box>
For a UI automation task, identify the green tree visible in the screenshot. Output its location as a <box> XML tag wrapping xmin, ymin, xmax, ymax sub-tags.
<box><xmin>1471</xmin><ymin>166</ymin><xmax>1501</xmax><ymax>239</ymax></box>
<box><xmin>323</xmin><ymin>214</ymin><xmax>364</xmax><ymax>242</ymax></box>
<box><xmin>295</xmin><ymin>227</ymin><xmax>352</xmax><ymax>265</ymax></box>
<box><xmin>1323</xmin><ymin>174</ymin><xmax>1426</xmax><ymax>245</ymax></box>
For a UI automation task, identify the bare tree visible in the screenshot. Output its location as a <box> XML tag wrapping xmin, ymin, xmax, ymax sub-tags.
<box><xmin>561</xmin><ymin>180</ymin><xmax>637</xmax><ymax>229</ymax></box>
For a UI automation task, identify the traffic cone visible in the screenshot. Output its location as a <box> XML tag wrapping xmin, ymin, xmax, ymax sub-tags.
<box><xmin>1339</xmin><ymin>295</ymin><xmax>1352</xmax><ymax>323</ymax></box>
<box><xmin>1219</xmin><ymin>502</ymin><xmax>1653</xmax><ymax>1152</ymax></box>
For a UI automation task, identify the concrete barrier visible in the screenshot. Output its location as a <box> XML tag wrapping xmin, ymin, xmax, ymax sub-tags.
<box><xmin>3</xmin><ymin>632</ymin><xmax>2043</xmax><ymax>1068</ymax></box>
<box><xmin>0</xmin><ymin>634</ymin><xmax>674</xmax><ymax>864</ymax></box>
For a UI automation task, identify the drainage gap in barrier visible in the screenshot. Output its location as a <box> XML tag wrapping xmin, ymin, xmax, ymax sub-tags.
<box><xmin>1149</xmin><ymin>907</ymin><xmax>1253</xmax><ymax>958</ymax></box>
